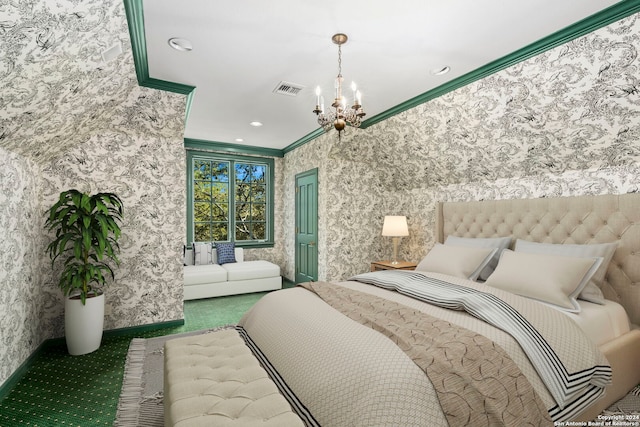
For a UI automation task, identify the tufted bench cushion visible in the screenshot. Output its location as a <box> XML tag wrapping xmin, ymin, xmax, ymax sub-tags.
<box><xmin>164</xmin><ymin>328</ymin><xmax>304</xmax><ymax>427</ymax></box>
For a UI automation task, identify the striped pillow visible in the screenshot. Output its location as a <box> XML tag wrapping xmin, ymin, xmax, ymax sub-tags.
<box><xmin>192</xmin><ymin>242</ymin><xmax>213</xmax><ymax>265</ymax></box>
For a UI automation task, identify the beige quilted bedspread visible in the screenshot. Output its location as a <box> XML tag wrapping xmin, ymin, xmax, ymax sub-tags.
<box><xmin>299</xmin><ymin>280</ymin><xmax>551</xmax><ymax>426</ymax></box>
<box><xmin>238</xmin><ymin>272</ymin><xmax>609</xmax><ymax>426</ymax></box>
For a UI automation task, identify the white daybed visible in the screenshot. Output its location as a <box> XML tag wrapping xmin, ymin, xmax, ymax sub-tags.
<box><xmin>183</xmin><ymin>247</ymin><xmax>281</xmax><ymax>300</ymax></box>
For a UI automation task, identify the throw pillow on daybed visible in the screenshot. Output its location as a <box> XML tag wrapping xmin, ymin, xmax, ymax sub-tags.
<box><xmin>192</xmin><ymin>242</ymin><xmax>213</xmax><ymax>265</ymax></box>
<box><xmin>183</xmin><ymin>245</ymin><xmax>195</xmax><ymax>266</ymax></box>
<box><xmin>216</xmin><ymin>242</ymin><xmax>236</xmax><ymax>264</ymax></box>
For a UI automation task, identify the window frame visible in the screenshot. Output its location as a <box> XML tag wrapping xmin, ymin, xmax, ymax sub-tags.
<box><xmin>186</xmin><ymin>150</ymin><xmax>275</xmax><ymax>248</ymax></box>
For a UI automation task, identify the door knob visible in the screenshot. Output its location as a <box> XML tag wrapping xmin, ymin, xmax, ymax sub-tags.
<box><xmin>309</xmin><ymin>241</ymin><xmax>316</xmax><ymax>246</ymax></box>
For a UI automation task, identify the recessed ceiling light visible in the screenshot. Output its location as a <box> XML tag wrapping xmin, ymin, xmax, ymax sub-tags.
<box><xmin>431</xmin><ymin>66</ymin><xmax>450</xmax><ymax>76</ymax></box>
<box><xmin>235</xmin><ymin>138</ymin><xmax>244</xmax><ymax>142</ymax></box>
<box><xmin>168</xmin><ymin>38</ymin><xmax>193</xmax><ymax>52</ymax></box>
<box><xmin>249</xmin><ymin>121</ymin><xmax>263</xmax><ymax>127</ymax></box>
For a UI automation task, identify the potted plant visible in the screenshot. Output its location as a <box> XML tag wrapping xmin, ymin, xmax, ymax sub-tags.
<box><xmin>45</xmin><ymin>189</ymin><xmax>124</xmax><ymax>355</ymax></box>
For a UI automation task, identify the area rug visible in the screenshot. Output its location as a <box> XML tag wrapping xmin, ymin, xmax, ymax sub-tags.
<box><xmin>115</xmin><ymin>326</ymin><xmax>640</xmax><ymax>426</ymax></box>
<box><xmin>114</xmin><ymin>326</ymin><xmax>234</xmax><ymax>427</ymax></box>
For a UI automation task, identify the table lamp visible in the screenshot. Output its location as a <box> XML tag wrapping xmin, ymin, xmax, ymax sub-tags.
<box><xmin>382</xmin><ymin>216</ymin><xmax>409</xmax><ymax>264</ymax></box>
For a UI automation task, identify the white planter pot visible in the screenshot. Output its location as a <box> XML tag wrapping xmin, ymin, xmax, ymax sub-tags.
<box><xmin>64</xmin><ymin>293</ymin><xmax>105</xmax><ymax>356</ymax></box>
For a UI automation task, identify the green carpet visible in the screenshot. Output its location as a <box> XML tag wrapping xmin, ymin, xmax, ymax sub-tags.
<box><xmin>0</xmin><ymin>291</ymin><xmax>269</xmax><ymax>426</ymax></box>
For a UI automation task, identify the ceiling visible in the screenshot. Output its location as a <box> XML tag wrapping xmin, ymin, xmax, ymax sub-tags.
<box><xmin>141</xmin><ymin>0</ymin><xmax>621</xmax><ymax>150</ymax></box>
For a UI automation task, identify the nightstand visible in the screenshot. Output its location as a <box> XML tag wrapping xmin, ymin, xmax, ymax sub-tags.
<box><xmin>370</xmin><ymin>261</ymin><xmax>417</xmax><ymax>272</ymax></box>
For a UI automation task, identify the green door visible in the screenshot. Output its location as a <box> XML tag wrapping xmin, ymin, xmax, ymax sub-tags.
<box><xmin>295</xmin><ymin>168</ymin><xmax>318</xmax><ymax>283</ymax></box>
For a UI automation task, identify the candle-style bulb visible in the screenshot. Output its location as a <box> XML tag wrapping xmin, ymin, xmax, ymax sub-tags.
<box><xmin>350</xmin><ymin>82</ymin><xmax>357</xmax><ymax>106</ymax></box>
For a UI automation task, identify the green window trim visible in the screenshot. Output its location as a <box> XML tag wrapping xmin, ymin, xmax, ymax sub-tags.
<box><xmin>187</xmin><ymin>151</ymin><xmax>275</xmax><ymax>248</ymax></box>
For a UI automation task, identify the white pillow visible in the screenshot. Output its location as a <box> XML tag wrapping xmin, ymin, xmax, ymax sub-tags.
<box><xmin>514</xmin><ymin>239</ymin><xmax>618</xmax><ymax>304</ymax></box>
<box><xmin>444</xmin><ymin>236</ymin><xmax>512</xmax><ymax>281</ymax></box>
<box><xmin>484</xmin><ymin>250</ymin><xmax>602</xmax><ymax>313</ymax></box>
<box><xmin>416</xmin><ymin>243</ymin><xmax>497</xmax><ymax>281</ymax></box>
<box><xmin>183</xmin><ymin>246</ymin><xmax>194</xmax><ymax>266</ymax></box>
<box><xmin>192</xmin><ymin>242</ymin><xmax>213</xmax><ymax>265</ymax></box>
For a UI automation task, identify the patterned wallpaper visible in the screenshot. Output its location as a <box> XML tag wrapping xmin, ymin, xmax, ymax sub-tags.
<box><xmin>284</xmin><ymin>12</ymin><xmax>640</xmax><ymax>282</ymax></box>
<box><xmin>0</xmin><ymin>0</ymin><xmax>139</xmax><ymax>163</ymax></box>
<box><xmin>0</xmin><ymin>0</ymin><xmax>188</xmax><ymax>387</ymax></box>
<box><xmin>0</xmin><ymin>148</ymin><xmax>45</xmax><ymax>388</ymax></box>
<box><xmin>40</xmin><ymin>87</ymin><xmax>187</xmax><ymax>338</ymax></box>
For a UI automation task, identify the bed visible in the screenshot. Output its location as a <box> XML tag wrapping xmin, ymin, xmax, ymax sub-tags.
<box><xmin>237</xmin><ymin>193</ymin><xmax>640</xmax><ymax>426</ymax></box>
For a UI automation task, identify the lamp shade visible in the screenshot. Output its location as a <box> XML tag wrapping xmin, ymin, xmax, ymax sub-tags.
<box><xmin>382</xmin><ymin>216</ymin><xmax>409</xmax><ymax>237</ymax></box>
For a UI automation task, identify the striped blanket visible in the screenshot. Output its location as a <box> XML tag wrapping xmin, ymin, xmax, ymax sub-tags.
<box><xmin>350</xmin><ymin>270</ymin><xmax>612</xmax><ymax>421</ymax></box>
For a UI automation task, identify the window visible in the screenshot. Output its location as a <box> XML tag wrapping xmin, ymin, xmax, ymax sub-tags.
<box><xmin>187</xmin><ymin>151</ymin><xmax>274</xmax><ymax>247</ymax></box>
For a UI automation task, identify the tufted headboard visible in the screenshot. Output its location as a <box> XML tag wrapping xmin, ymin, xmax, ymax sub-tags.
<box><xmin>436</xmin><ymin>193</ymin><xmax>640</xmax><ymax>326</ymax></box>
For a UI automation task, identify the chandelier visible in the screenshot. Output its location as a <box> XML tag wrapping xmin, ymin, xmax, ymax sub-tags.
<box><xmin>313</xmin><ymin>33</ymin><xmax>365</xmax><ymax>139</ymax></box>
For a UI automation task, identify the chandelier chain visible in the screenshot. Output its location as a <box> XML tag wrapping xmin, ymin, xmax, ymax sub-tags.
<box><xmin>337</xmin><ymin>44</ymin><xmax>342</xmax><ymax>78</ymax></box>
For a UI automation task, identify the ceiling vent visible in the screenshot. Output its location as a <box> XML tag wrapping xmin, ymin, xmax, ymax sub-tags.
<box><xmin>273</xmin><ymin>81</ymin><xmax>305</xmax><ymax>97</ymax></box>
<box><xmin>101</xmin><ymin>42</ymin><xmax>123</xmax><ymax>63</ymax></box>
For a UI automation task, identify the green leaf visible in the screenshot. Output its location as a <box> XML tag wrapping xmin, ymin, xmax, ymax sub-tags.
<box><xmin>95</xmin><ymin>199</ymin><xmax>108</xmax><ymax>215</ymax></box>
<box><xmin>68</xmin><ymin>212</ymin><xmax>79</xmax><ymax>226</ymax></box>
<box><xmin>80</xmin><ymin>194</ymin><xmax>91</xmax><ymax>211</ymax></box>
<box><xmin>74</xmin><ymin>240</ymin><xmax>82</xmax><ymax>260</ymax></box>
<box><xmin>96</xmin><ymin>215</ymin><xmax>109</xmax><ymax>238</ymax></box>
<box><xmin>71</xmin><ymin>192</ymin><xmax>82</xmax><ymax>208</ymax></box>
<box><xmin>95</xmin><ymin>233</ymin><xmax>105</xmax><ymax>260</ymax></box>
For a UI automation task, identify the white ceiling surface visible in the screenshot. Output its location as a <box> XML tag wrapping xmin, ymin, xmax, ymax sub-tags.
<box><xmin>143</xmin><ymin>0</ymin><xmax>620</xmax><ymax>150</ymax></box>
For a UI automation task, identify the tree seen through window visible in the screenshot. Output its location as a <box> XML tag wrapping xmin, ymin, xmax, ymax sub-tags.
<box><xmin>192</xmin><ymin>157</ymin><xmax>268</xmax><ymax>243</ymax></box>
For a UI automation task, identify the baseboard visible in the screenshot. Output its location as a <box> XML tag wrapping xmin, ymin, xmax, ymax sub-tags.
<box><xmin>102</xmin><ymin>318</ymin><xmax>185</xmax><ymax>338</ymax></box>
<box><xmin>0</xmin><ymin>318</ymin><xmax>185</xmax><ymax>403</ymax></box>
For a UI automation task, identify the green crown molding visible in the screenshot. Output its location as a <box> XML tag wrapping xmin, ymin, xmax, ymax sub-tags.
<box><xmin>184</xmin><ymin>91</ymin><xmax>195</xmax><ymax>122</ymax></box>
<box><xmin>123</xmin><ymin>0</ymin><xmax>195</xmax><ymax>120</ymax></box>
<box><xmin>184</xmin><ymin>138</ymin><xmax>284</xmax><ymax>158</ymax></box>
<box><xmin>282</xmin><ymin>128</ymin><xmax>326</xmax><ymax>154</ymax></box>
<box><xmin>125</xmin><ymin>0</ymin><xmax>640</xmax><ymax>154</ymax></box>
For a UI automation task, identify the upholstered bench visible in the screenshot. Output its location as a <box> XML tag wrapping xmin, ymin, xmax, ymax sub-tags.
<box><xmin>164</xmin><ymin>328</ymin><xmax>304</xmax><ymax>427</ymax></box>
